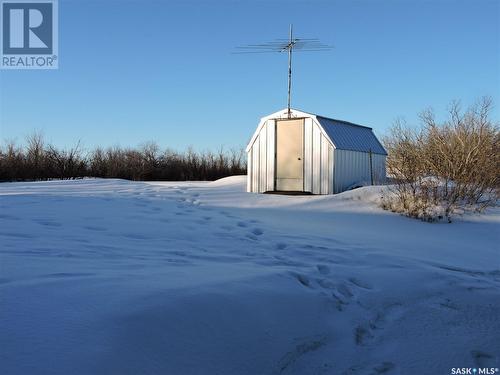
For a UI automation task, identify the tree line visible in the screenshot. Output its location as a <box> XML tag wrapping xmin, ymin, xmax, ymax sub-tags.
<box><xmin>0</xmin><ymin>135</ymin><xmax>246</xmax><ymax>182</ymax></box>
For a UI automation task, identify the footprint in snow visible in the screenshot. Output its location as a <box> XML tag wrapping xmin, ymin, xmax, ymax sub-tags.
<box><xmin>33</xmin><ymin>219</ymin><xmax>62</xmax><ymax>227</ymax></box>
<box><xmin>123</xmin><ymin>233</ymin><xmax>149</xmax><ymax>240</ymax></box>
<box><xmin>317</xmin><ymin>279</ymin><xmax>336</xmax><ymax>290</ymax></box>
<box><xmin>275</xmin><ymin>242</ymin><xmax>288</xmax><ymax>250</ymax></box>
<box><xmin>371</xmin><ymin>361</ymin><xmax>396</xmax><ymax>374</ymax></box>
<box><xmin>83</xmin><ymin>225</ymin><xmax>107</xmax><ymax>232</ymax></box>
<box><xmin>355</xmin><ymin>303</ymin><xmax>406</xmax><ymax>346</ymax></box>
<box><xmin>275</xmin><ymin>335</ymin><xmax>327</xmax><ymax>374</ymax></box>
<box><xmin>0</xmin><ymin>214</ymin><xmax>20</xmax><ymax>221</ymax></box>
<box><xmin>354</xmin><ymin>325</ymin><xmax>374</xmax><ymax>346</ymax></box>
<box><xmin>471</xmin><ymin>350</ymin><xmax>496</xmax><ymax>367</ymax></box>
<box><xmin>0</xmin><ymin>232</ymin><xmax>38</xmax><ymax>239</ymax></box>
<box><xmin>220</xmin><ymin>211</ymin><xmax>237</xmax><ymax>218</ymax></box>
<box><xmin>349</xmin><ymin>277</ymin><xmax>373</xmax><ymax>290</ymax></box>
<box><xmin>251</xmin><ymin>228</ymin><xmax>263</xmax><ymax>236</ymax></box>
<box><xmin>336</xmin><ymin>283</ymin><xmax>354</xmax><ymax>298</ymax></box>
<box><xmin>317</xmin><ymin>264</ymin><xmax>330</xmax><ymax>275</ymax></box>
<box><xmin>294</xmin><ymin>273</ymin><xmax>312</xmax><ymax>288</ymax></box>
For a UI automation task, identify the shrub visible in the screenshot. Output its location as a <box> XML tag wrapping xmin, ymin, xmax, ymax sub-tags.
<box><xmin>383</xmin><ymin>97</ymin><xmax>499</xmax><ymax>222</ymax></box>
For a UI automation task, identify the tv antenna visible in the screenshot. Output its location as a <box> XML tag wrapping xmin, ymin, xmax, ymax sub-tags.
<box><xmin>235</xmin><ymin>25</ymin><xmax>332</xmax><ymax>118</ymax></box>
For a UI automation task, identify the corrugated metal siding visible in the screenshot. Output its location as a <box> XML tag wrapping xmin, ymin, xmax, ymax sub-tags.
<box><xmin>333</xmin><ymin>149</ymin><xmax>386</xmax><ymax>193</ymax></box>
<box><xmin>259</xmin><ymin>124</ymin><xmax>267</xmax><ymax>192</ymax></box>
<box><xmin>246</xmin><ymin>149</ymin><xmax>252</xmax><ymax>192</ymax></box>
<box><xmin>316</xmin><ymin>117</ymin><xmax>387</xmax><ymax>155</ymax></box>
<box><xmin>328</xmin><ymin>146</ymin><xmax>334</xmax><ymax>194</ymax></box>
<box><xmin>266</xmin><ymin>120</ymin><xmax>275</xmax><ymax>192</ymax></box>
<box><xmin>372</xmin><ymin>153</ymin><xmax>387</xmax><ymax>185</ymax></box>
<box><xmin>303</xmin><ymin>118</ymin><xmax>313</xmax><ymax>192</ymax></box>
<box><xmin>312</xmin><ymin>123</ymin><xmax>321</xmax><ymax>194</ymax></box>
<box><xmin>247</xmin><ymin>120</ymin><xmax>277</xmax><ymax>193</ymax></box>
<box><xmin>320</xmin><ymin>134</ymin><xmax>330</xmax><ymax>194</ymax></box>
<box><xmin>252</xmin><ymin>138</ymin><xmax>259</xmax><ymax>192</ymax></box>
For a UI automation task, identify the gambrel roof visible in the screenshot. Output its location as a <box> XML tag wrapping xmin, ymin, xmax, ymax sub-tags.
<box><xmin>246</xmin><ymin>108</ymin><xmax>387</xmax><ymax>155</ymax></box>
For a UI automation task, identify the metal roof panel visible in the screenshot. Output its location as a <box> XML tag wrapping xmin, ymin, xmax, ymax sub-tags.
<box><xmin>316</xmin><ymin>116</ymin><xmax>387</xmax><ymax>155</ymax></box>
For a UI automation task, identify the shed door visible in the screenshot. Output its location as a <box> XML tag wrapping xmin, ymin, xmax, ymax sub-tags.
<box><xmin>276</xmin><ymin>119</ymin><xmax>304</xmax><ymax>191</ymax></box>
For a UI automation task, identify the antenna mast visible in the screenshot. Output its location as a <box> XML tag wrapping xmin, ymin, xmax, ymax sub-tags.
<box><xmin>235</xmin><ymin>25</ymin><xmax>332</xmax><ymax>119</ymax></box>
<box><xmin>287</xmin><ymin>24</ymin><xmax>294</xmax><ymax>118</ymax></box>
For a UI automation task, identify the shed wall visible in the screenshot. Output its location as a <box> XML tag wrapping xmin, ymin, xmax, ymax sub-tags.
<box><xmin>304</xmin><ymin>120</ymin><xmax>333</xmax><ymax>195</ymax></box>
<box><xmin>303</xmin><ymin>118</ymin><xmax>313</xmax><ymax>192</ymax></box>
<box><xmin>266</xmin><ymin>120</ymin><xmax>275</xmax><ymax>191</ymax></box>
<box><xmin>333</xmin><ymin>149</ymin><xmax>386</xmax><ymax>193</ymax></box>
<box><xmin>247</xmin><ymin>120</ymin><xmax>276</xmax><ymax>193</ymax></box>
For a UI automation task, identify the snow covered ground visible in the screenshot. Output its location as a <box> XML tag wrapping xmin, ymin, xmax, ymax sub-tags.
<box><xmin>0</xmin><ymin>176</ymin><xmax>499</xmax><ymax>375</ymax></box>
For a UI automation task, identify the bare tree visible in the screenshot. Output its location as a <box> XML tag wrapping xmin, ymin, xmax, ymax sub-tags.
<box><xmin>46</xmin><ymin>140</ymin><xmax>86</xmax><ymax>179</ymax></box>
<box><xmin>0</xmin><ymin>135</ymin><xmax>246</xmax><ymax>182</ymax></box>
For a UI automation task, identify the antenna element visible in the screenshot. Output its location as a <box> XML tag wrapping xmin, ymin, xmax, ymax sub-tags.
<box><xmin>235</xmin><ymin>25</ymin><xmax>332</xmax><ymax>118</ymax></box>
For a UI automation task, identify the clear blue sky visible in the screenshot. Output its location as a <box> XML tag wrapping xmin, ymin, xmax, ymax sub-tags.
<box><xmin>1</xmin><ymin>0</ymin><xmax>499</xmax><ymax>151</ymax></box>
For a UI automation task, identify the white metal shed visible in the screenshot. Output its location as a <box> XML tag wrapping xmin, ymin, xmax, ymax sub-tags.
<box><xmin>246</xmin><ymin>108</ymin><xmax>387</xmax><ymax>194</ymax></box>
